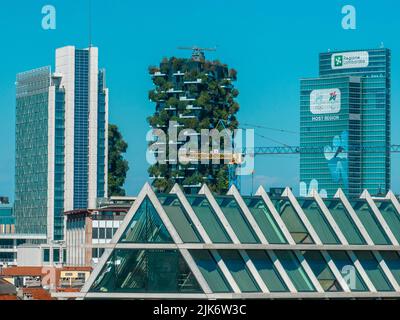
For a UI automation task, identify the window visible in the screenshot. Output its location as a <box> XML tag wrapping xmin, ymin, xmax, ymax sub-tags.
<box><xmin>375</xmin><ymin>201</ymin><xmax>400</xmax><ymax>243</ymax></box>
<box><xmin>218</xmin><ymin>250</ymin><xmax>260</xmax><ymax>293</ymax></box>
<box><xmin>325</xmin><ymin>200</ymin><xmax>365</xmax><ymax>245</ymax></box>
<box><xmin>187</xmin><ymin>196</ymin><xmax>231</xmax><ymax>243</ymax></box>
<box><xmin>275</xmin><ymin>251</ymin><xmax>315</xmax><ymax>292</ymax></box>
<box><xmin>92</xmin><ymin>227</ymin><xmax>99</xmax><ymax>239</ymax></box>
<box><xmin>380</xmin><ymin>251</ymin><xmax>400</xmax><ymax>285</ymax></box>
<box><xmin>90</xmin><ymin>249</ymin><xmax>202</xmax><ymax>293</ymax></box>
<box><xmin>247</xmin><ymin>250</ymin><xmax>288</xmax><ymax>292</ymax></box>
<box><xmin>273</xmin><ymin>199</ymin><xmax>314</xmax><ymax>244</ymax></box>
<box><xmin>216</xmin><ymin>197</ymin><xmax>260</xmax><ymax>244</ymax></box>
<box><xmin>78</xmin><ymin>273</ymin><xmax>86</xmax><ymax>280</ymax></box>
<box><xmin>160</xmin><ymin>195</ymin><xmax>202</xmax><ymax>243</ymax></box>
<box><xmin>299</xmin><ymin>199</ymin><xmax>340</xmax><ymax>244</ymax></box>
<box><xmin>119</xmin><ymin>197</ymin><xmax>173</xmax><ymax>243</ymax></box>
<box><xmin>99</xmin><ymin>228</ymin><xmax>106</xmax><ymax>239</ymax></box>
<box><xmin>329</xmin><ymin>251</ymin><xmax>368</xmax><ymax>292</ymax></box>
<box><xmin>355</xmin><ymin>251</ymin><xmax>393</xmax><ymax>292</ymax></box>
<box><xmin>106</xmin><ymin>228</ymin><xmax>112</xmax><ymax>239</ymax></box>
<box><xmin>303</xmin><ymin>251</ymin><xmax>342</xmax><ymax>292</ymax></box>
<box><xmin>53</xmin><ymin>248</ymin><xmax>60</xmax><ymax>263</ymax></box>
<box><xmin>43</xmin><ymin>249</ymin><xmax>50</xmax><ymax>263</ymax></box>
<box><xmin>352</xmin><ymin>200</ymin><xmax>390</xmax><ymax>245</ymax></box>
<box><xmin>244</xmin><ymin>197</ymin><xmax>287</xmax><ymax>244</ymax></box>
<box><xmin>190</xmin><ymin>250</ymin><xmax>232</xmax><ymax>293</ymax></box>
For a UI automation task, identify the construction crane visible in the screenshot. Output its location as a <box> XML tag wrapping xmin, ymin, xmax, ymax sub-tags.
<box><xmin>177</xmin><ymin>119</ymin><xmax>243</xmax><ymax>190</ymax></box>
<box><xmin>227</xmin><ymin>144</ymin><xmax>400</xmax><ymax>191</ymax></box>
<box><xmin>232</xmin><ymin>122</ymin><xmax>400</xmax><ymax>187</ymax></box>
<box><xmin>243</xmin><ymin>145</ymin><xmax>400</xmax><ymax>155</ymax></box>
<box><xmin>179</xmin><ymin>149</ymin><xmax>244</xmax><ymax>190</ymax></box>
<box><xmin>177</xmin><ymin>46</ymin><xmax>217</xmax><ymax>61</ymax></box>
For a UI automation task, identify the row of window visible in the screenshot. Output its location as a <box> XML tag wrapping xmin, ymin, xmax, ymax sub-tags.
<box><xmin>92</xmin><ymin>227</ymin><xmax>118</xmax><ymax>240</ymax></box>
<box><xmin>90</xmin><ymin>249</ymin><xmax>400</xmax><ymax>294</ymax></box>
<box><xmin>118</xmin><ymin>194</ymin><xmax>400</xmax><ymax>246</ymax></box>
<box><xmin>42</xmin><ymin>248</ymin><xmax>67</xmax><ymax>264</ymax></box>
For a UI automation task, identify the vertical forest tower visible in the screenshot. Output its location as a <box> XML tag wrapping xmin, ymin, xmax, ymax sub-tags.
<box><xmin>148</xmin><ymin>48</ymin><xmax>240</xmax><ymax>194</ymax></box>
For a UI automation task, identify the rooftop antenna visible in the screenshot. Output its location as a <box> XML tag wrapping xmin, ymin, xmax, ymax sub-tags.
<box><xmin>177</xmin><ymin>46</ymin><xmax>217</xmax><ymax>61</ymax></box>
<box><xmin>88</xmin><ymin>0</ymin><xmax>92</xmax><ymax>48</ymax></box>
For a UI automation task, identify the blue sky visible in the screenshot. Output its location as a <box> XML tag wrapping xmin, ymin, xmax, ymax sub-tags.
<box><xmin>0</xmin><ymin>0</ymin><xmax>399</xmax><ymax>198</ymax></box>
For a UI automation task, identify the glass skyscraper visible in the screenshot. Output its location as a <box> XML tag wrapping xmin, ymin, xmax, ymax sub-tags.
<box><xmin>15</xmin><ymin>46</ymin><xmax>108</xmax><ymax>241</ymax></box>
<box><xmin>300</xmin><ymin>49</ymin><xmax>391</xmax><ymax>198</ymax></box>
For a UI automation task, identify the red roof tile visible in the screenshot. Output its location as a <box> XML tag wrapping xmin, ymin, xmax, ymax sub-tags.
<box><xmin>0</xmin><ymin>267</ymin><xmax>42</xmax><ymax>277</ymax></box>
<box><xmin>0</xmin><ymin>295</ymin><xmax>18</xmax><ymax>300</ymax></box>
<box><xmin>22</xmin><ymin>288</ymin><xmax>53</xmax><ymax>300</ymax></box>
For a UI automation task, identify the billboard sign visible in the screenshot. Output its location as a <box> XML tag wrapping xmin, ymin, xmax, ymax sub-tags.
<box><xmin>310</xmin><ymin>88</ymin><xmax>341</xmax><ymax>115</ymax></box>
<box><xmin>331</xmin><ymin>51</ymin><xmax>369</xmax><ymax>70</ymax></box>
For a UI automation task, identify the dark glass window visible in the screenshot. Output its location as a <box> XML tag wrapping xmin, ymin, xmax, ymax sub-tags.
<box><xmin>99</xmin><ymin>228</ymin><xmax>106</xmax><ymax>239</ymax></box>
<box><xmin>119</xmin><ymin>197</ymin><xmax>173</xmax><ymax>243</ymax></box>
<box><xmin>106</xmin><ymin>228</ymin><xmax>112</xmax><ymax>239</ymax></box>
<box><xmin>43</xmin><ymin>249</ymin><xmax>50</xmax><ymax>263</ymax></box>
<box><xmin>190</xmin><ymin>250</ymin><xmax>232</xmax><ymax>293</ymax></box>
<box><xmin>90</xmin><ymin>249</ymin><xmax>202</xmax><ymax>293</ymax></box>
<box><xmin>92</xmin><ymin>227</ymin><xmax>99</xmax><ymax>239</ymax></box>
<box><xmin>53</xmin><ymin>248</ymin><xmax>60</xmax><ymax>263</ymax></box>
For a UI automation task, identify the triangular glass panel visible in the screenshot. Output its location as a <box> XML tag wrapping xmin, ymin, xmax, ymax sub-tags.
<box><xmin>119</xmin><ymin>196</ymin><xmax>174</xmax><ymax>243</ymax></box>
<box><xmin>89</xmin><ymin>249</ymin><xmax>203</xmax><ymax>293</ymax></box>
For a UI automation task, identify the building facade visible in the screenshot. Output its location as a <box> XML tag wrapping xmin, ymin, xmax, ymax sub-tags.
<box><xmin>64</xmin><ymin>197</ymin><xmax>134</xmax><ymax>267</ymax></box>
<box><xmin>0</xmin><ymin>234</ymin><xmax>47</xmax><ymax>267</ymax></box>
<box><xmin>53</xmin><ymin>183</ymin><xmax>400</xmax><ymax>300</ymax></box>
<box><xmin>0</xmin><ymin>204</ymin><xmax>15</xmax><ymax>234</ymax></box>
<box><xmin>14</xmin><ymin>46</ymin><xmax>108</xmax><ymax>241</ymax></box>
<box><xmin>300</xmin><ymin>76</ymin><xmax>362</xmax><ymax>197</ymax></box>
<box><xmin>300</xmin><ymin>49</ymin><xmax>391</xmax><ymax>198</ymax></box>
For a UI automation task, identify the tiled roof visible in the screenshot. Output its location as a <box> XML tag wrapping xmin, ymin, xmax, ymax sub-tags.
<box><xmin>0</xmin><ymin>267</ymin><xmax>43</xmax><ymax>277</ymax></box>
<box><xmin>0</xmin><ymin>295</ymin><xmax>18</xmax><ymax>300</ymax></box>
<box><xmin>0</xmin><ymin>266</ymin><xmax>92</xmax><ymax>277</ymax></box>
<box><xmin>22</xmin><ymin>288</ymin><xmax>53</xmax><ymax>300</ymax></box>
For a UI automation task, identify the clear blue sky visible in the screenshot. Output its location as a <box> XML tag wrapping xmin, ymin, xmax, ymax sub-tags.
<box><xmin>0</xmin><ymin>0</ymin><xmax>399</xmax><ymax>198</ymax></box>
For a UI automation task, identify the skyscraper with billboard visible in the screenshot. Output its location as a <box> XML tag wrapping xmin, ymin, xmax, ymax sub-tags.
<box><xmin>300</xmin><ymin>49</ymin><xmax>391</xmax><ymax>198</ymax></box>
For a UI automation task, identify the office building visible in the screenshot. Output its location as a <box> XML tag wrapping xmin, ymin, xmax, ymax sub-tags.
<box><xmin>14</xmin><ymin>46</ymin><xmax>108</xmax><ymax>241</ymax></box>
<box><xmin>300</xmin><ymin>49</ymin><xmax>391</xmax><ymax>198</ymax></box>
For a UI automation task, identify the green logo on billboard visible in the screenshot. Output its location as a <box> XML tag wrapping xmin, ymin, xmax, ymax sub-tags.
<box><xmin>334</xmin><ymin>55</ymin><xmax>343</xmax><ymax>67</ymax></box>
<box><xmin>329</xmin><ymin>91</ymin><xmax>338</xmax><ymax>102</ymax></box>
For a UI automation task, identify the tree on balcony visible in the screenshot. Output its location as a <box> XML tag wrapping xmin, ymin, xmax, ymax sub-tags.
<box><xmin>148</xmin><ymin>55</ymin><xmax>240</xmax><ymax>194</ymax></box>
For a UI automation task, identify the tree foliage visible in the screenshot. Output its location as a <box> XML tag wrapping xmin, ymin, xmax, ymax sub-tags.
<box><xmin>108</xmin><ymin>124</ymin><xmax>129</xmax><ymax>196</ymax></box>
<box><xmin>148</xmin><ymin>56</ymin><xmax>240</xmax><ymax>194</ymax></box>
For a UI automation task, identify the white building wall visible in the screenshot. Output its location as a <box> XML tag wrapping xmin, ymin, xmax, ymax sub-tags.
<box><xmin>17</xmin><ymin>247</ymin><xmax>42</xmax><ymax>267</ymax></box>
<box><xmin>55</xmin><ymin>46</ymin><xmax>75</xmax><ymax>212</ymax></box>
